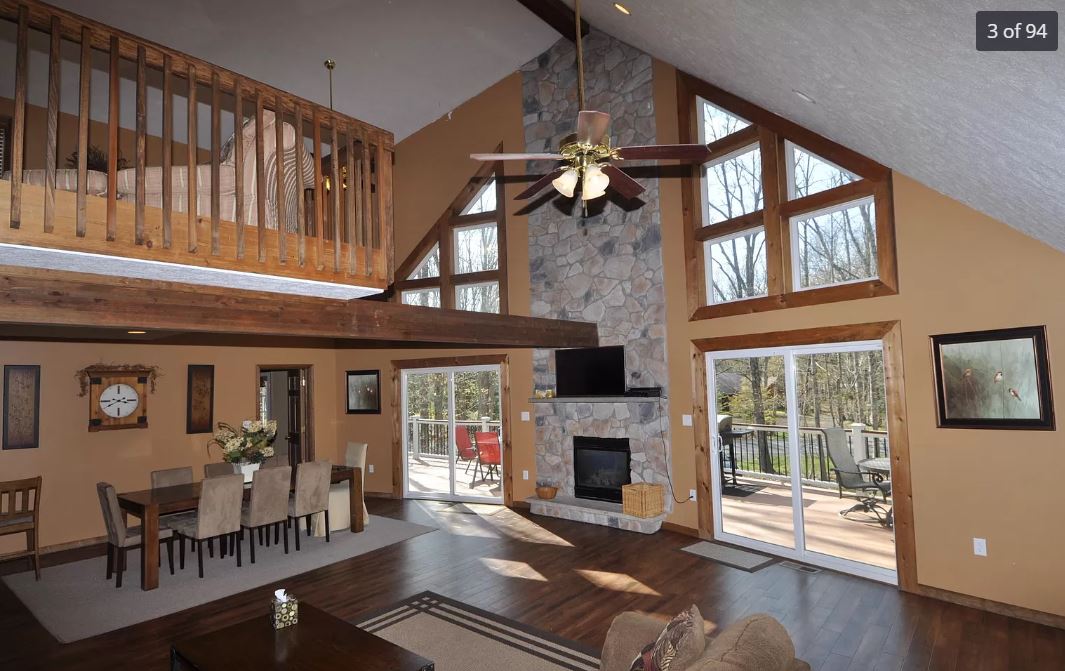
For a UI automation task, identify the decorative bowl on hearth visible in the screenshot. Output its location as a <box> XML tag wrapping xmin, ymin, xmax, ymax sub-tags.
<box><xmin>535</xmin><ymin>485</ymin><xmax>558</xmax><ymax>500</ymax></box>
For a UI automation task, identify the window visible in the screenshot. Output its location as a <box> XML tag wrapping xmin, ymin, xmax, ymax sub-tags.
<box><xmin>454</xmin><ymin>222</ymin><xmax>499</xmax><ymax>274</ymax></box>
<box><xmin>703</xmin><ymin>144</ymin><xmax>762</xmax><ymax>225</ymax></box>
<box><xmin>705</xmin><ymin>228</ymin><xmax>767</xmax><ymax>304</ymax></box>
<box><xmin>407</xmin><ymin>244</ymin><xmax>440</xmax><ymax>280</ymax></box>
<box><xmin>792</xmin><ymin>197</ymin><xmax>877</xmax><ymax>290</ymax></box>
<box><xmin>461</xmin><ymin>178</ymin><xmax>497</xmax><ymax>215</ymax></box>
<box><xmin>699</xmin><ymin>98</ymin><xmax>751</xmax><ymax>143</ymax></box>
<box><xmin>456</xmin><ymin>282</ymin><xmax>500</xmax><ymax>313</ymax></box>
<box><xmin>402</xmin><ymin>288</ymin><xmax>441</xmax><ymax>308</ymax></box>
<box><xmin>787</xmin><ymin>143</ymin><xmax>859</xmax><ymax>199</ymax></box>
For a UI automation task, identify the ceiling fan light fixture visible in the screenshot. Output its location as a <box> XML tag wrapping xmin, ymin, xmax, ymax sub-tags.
<box><xmin>552</xmin><ymin>167</ymin><xmax>580</xmax><ymax>198</ymax></box>
<box><xmin>581</xmin><ymin>164</ymin><xmax>610</xmax><ymax>201</ymax></box>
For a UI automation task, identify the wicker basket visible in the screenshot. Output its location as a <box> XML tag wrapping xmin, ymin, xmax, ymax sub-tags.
<box><xmin>622</xmin><ymin>483</ymin><xmax>664</xmax><ymax>518</ymax></box>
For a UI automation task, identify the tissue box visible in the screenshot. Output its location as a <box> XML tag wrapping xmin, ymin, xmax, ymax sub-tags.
<box><xmin>271</xmin><ymin>596</ymin><xmax>299</xmax><ymax>629</ymax></box>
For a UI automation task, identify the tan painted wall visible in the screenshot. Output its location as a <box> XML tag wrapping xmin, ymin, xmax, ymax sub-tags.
<box><xmin>337</xmin><ymin>72</ymin><xmax>539</xmax><ymax>503</ymax></box>
<box><xmin>0</xmin><ymin>341</ymin><xmax>341</xmax><ymax>554</ymax></box>
<box><xmin>653</xmin><ymin>61</ymin><xmax>1065</xmax><ymax>617</ymax></box>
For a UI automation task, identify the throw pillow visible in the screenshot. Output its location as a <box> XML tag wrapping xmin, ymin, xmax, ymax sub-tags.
<box><xmin>629</xmin><ymin>605</ymin><xmax>706</xmax><ymax>671</ymax></box>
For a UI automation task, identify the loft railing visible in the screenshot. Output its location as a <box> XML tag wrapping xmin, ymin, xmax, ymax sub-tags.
<box><xmin>0</xmin><ymin>0</ymin><xmax>394</xmax><ymax>289</ymax></box>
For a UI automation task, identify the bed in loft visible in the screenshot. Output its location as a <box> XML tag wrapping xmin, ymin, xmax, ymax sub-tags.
<box><xmin>0</xmin><ymin>0</ymin><xmax>395</xmax><ymax>296</ymax></box>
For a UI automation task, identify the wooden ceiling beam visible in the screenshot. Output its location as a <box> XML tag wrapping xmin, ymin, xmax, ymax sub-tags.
<box><xmin>515</xmin><ymin>0</ymin><xmax>589</xmax><ymax>43</ymax></box>
<box><xmin>0</xmin><ymin>267</ymin><xmax>598</xmax><ymax>349</ymax></box>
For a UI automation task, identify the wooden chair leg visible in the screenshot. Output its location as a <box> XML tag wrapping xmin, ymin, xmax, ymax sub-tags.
<box><xmin>306</xmin><ymin>515</ymin><xmax>312</xmax><ymax>536</ymax></box>
<box><xmin>292</xmin><ymin>518</ymin><xmax>301</xmax><ymax>552</ymax></box>
<box><xmin>106</xmin><ymin>543</ymin><xmax>114</xmax><ymax>580</ymax></box>
<box><xmin>207</xmin><ymin>538</ymin><xmax>214</xmax><ymax>558</ymax></box>
<box><xmin>116</xmin><ymin>547</ymin><xmax>125</xmax><ymax>588</ymax></box>
<box><xmin>29</xmin><ymin>529</ymin><xmax>40</xmax><ymax>581</ymax></box>
<box><xmin>324</xmin><ymin>510</ymin><xmax>330</xmax><ymax>543</ymax></box>
<box><xmin>258</xmin><ymin>527</ymin><xmax>264</xmax><ymax>546</ymax></box>
<box><xmin>220</xmin><ymin>534</ymin><xmax>227</xmax><ymax>559</ymax></box>
<box><xmin>274</xmin><ymin>523</ymin><xmax>280</xmax><ymax>545</ymax></box>
<box><xmin>282</xmin><ymin>520</ymin><xmax>289</xmax><ymax>554</ymax></box>
<box><xmin>179</xmin><ymin>536</ymin><xmax>186</xmax><ymax>570</ymax></box>
<box><xmin>235</xmin><ymin>531</ymin><xmax>242</xmax><ymax>568</ymax></box>
<box><xmin>166</xmin><ymin>538</ymin><xmax>175</xmax><ymax>575</ymax></box>
<box><xmin>197</xmin><ymin>540</ymin><xmax>204</xmax><ymax>579</ymax></box>
<box><xmin>249</xmin><ymin>527</ymin><xmax>256</xmax><ymax>564</ymax></box>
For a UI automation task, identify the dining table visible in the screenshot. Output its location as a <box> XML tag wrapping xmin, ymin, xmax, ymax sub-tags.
<box><xmin>118</xmin><ymin>465</ymin><xmax>363</xmax><ymax>591</ymax></box>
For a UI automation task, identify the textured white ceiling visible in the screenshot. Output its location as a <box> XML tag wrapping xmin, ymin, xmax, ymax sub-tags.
<box><xmin>48</xmin><ymin>0</ymin><xmax>558</xmax><ymax>141</ymax></box>
<box><xmin>573</xmin><ymin>0</ymin><xmax>1065</xmax><ymax>251</ymax></box>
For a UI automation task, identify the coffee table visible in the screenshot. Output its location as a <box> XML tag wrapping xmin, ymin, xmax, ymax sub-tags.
<box><xmin>170</xmin><ymin>603</ymin><xmax>434</xmax><ymax>670</ymax></box>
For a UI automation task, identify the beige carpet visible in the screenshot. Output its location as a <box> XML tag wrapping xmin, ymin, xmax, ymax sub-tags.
<box><xmin>358</xmin><ymin>592</ymin><xmax>600</xmax><ymax>671</ymax></box>
<box><xmin>3</xmin><ymin>515</ymin><xmax>435</xmax><ymax>642</ymax></box>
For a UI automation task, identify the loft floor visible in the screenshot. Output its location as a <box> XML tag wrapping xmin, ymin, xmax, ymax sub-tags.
<box><xmin>1</xmin><ymin>499</ymin><xmax>1062</xmax><ymax>670</ymax></box>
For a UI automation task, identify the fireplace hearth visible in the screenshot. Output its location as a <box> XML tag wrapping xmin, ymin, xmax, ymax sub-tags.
<box><xmin>573</xmin><ymin>436</ymin><xmax>631</xmax><ymax>503</ymax></box>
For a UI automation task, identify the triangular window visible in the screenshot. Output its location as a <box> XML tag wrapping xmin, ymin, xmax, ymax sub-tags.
<box><xmin>461</xmin><ymin>179</ymin><xmax>497</xmax><ymax>215</ymax></box>
<box><xmin>407</xmin><ymin>244</ymin><xmax>440</xmax><ymax>280</ymax></box>
<box><xmin>698</xmin><ymin>98</ymin><xmax>751</xmax><ymax>143</ymax></box>
<box><xmin>787</xmin><ymin>143</ymin><xmax>860</xmax><ymax>199</ymax></box>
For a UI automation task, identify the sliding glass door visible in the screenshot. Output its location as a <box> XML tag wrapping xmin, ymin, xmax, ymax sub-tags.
<box><xmin>401</xmin><ymin>364</ymin><xmax>503</xmax><ymax>503</ymax></box>
<box><xmin>707</xmin><ymin>342</ymin><xmax>896</xmax><ymax>583</ymax></box>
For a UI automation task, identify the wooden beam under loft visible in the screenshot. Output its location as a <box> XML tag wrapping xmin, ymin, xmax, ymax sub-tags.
<box><xmin>0</xmin><ymin>266</ymin><xmax>599</xmax><ymax>349</ymax></box>
<box><xmin>515</xmin><ymin>0</ymin><xmax>590</xmax><ymax>42</ymax></box>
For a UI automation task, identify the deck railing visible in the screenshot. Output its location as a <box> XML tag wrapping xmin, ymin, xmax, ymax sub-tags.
<box><xmin>725</xmin><ymin>423</ymin><xmax>889</xmax><ymax>486</ymax></box>
<box><xmin>406</xmin><ymin>417</ymin><xmax>503</xmax><ymax>459</ymax></box>
<box><xmin>0</xmin><ymin>0</ymin><xmax>394</xmax><ymax>289</ymax></box>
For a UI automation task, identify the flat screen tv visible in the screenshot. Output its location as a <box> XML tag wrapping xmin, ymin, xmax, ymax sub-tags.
<box><xmin>555</xmin><ymin>346</ymin><xmax>625</xmax><ymax>397</ymax></box>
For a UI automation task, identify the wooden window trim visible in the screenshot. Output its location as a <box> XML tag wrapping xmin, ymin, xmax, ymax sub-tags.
<box><xmin>393</xmin><ymin>150</ymin><xmax>508</xmax><ymax>313</ymax></box>
<box><xmin>678</xmin><ymin>71</ymin><xmax>897</xmax><ymax>320</ymax></box>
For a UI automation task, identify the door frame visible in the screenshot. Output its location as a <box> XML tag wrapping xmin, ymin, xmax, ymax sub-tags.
<box><xmin>255</xmin><ymin>364</ymin><xmax>315</xmax><ymax>463</ymax></box>
<box><xmin>691</xmin><ymin>321</ymin><xmax>917</xmax><ymax>592</ymax></box>
<box><xmin>391</xmin><ymin>354</ymin><xmax>513</xmax><ymax>505</ymax></box>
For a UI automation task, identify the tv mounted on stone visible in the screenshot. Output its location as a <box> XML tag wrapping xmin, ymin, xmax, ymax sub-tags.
<box><xmin>554</xmin><ymin>345</ymin><xmax>625</xmax><ymax>397</ymax></box>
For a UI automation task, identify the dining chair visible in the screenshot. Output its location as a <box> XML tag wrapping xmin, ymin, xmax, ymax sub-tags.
<box><xmin>168</xmin><ymin>474</ymin><xmax>244</xmax><ymax>578</ymax></box>
<box><xmin>0</xmin><ymin>476</ymin><xmax>42</xmax><ymax>580</ymax></box>
<box><xmin>204</xmin><ymin>462</ymin><xmax>239</xmax><ymax>478</ymax></box>
<box><xmin>288</xmin><ymin>461</ymin><xmax>331</xmax><ymax>551</ymax></box>
<box><xmin>95</xmin><ymin>482</ymin><xmax>174</xmax><ymax>587</ymax></box>
<box><xmin>241</xmin><ymin>466</ymin><xmax>291</xmax><ymax>563</ymax></box>
<box><xmin>473</xmin><ymin>432</ymin><xmax>502</xmax><ymax>484</ymax></box>
<box><xmin>261</xmin><ymin>452</ymin><xmax>289</xmax><ymax>469</ymax></box>
<box><xmin>344</xmin><ymin>442</ymin><xmax>370</xmax><ymax>523</ymax></box>
<box><xmin>150</xmin><ymin>466</ymin><xmax>194</xmax><ymax>489</ymax></box>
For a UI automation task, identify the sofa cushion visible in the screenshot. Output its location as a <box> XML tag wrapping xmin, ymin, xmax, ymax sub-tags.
<box><xmin>698</xmin><ymin>614</ymin><xmax>797</xmax><ymax>671</ymax></box>
<box><xmin>628</xmin><ymin>605</ymin><xmax>705</xmax><ymax>671</ymax></box>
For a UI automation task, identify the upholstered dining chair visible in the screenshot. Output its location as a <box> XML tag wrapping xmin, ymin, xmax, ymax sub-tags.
<box><xmin>168</xmin><ymin>474</ymin><xmax>244</xmax><ymax>578</ymax></box>
<box><xmin>288</xmin><ymin>461</ymin><xmax>331</xmax><ymax>550</ymax></box>
<box><xmin>241</xmin><ymin>466</ymin><xmax>291</xmax><ymax>562</ymax></box>
<box><xmin>204</xmin><ymin>462</ymin><xmax>239</xmax><ymax>478</ymax></box>
<box><xmin>344</xmin><ymin>442</ymin><xmax>370</xmax><ymax>523</ymax></box>
<box><xmin>95</xmin><ymin>482</ymin><xmax>174</xmax><ymax>588</ymax></box>
<box><xmin>261</xmin><ymin>452</ymin><xmax>289</xmax><ymax>469</ymax></box>
<box><xmin>150</xmin><ymin>466</ymin><xmax>193</xmax><ymax>489</ymax></box>
<box><xmin>0</xmin><ymin>476</ymin><xmax>42</xmax><ymax>580</ymax></box>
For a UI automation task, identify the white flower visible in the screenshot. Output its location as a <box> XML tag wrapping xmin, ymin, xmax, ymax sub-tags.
<box><xmin>242</xmin><ymin>420</ymin><xmax>253</xmax><ymax>430</ymax></box>
<box><xmin>261</xmin><ymin>446</ymin><xmax>275</xmax><ymax>458</ymax></box>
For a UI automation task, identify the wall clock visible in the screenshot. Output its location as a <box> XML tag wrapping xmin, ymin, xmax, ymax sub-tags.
<box><xmin>87</xmin><ymin>369</ymin><xmax>150</xmax><ymax>431</ymax></box>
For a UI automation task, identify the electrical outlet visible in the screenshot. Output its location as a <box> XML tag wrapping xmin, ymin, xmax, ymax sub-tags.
<box><xmin>689</xmin><ymin>489</ymin><xmax>697</xmax><ymax>501</ymax></box>
<box><xmin>368</xmin><ymin>464</ymin><xmax>375</xmax><ymax>474</ymax></box>
<box><xmin>682</xmin><ymin>414</ymin><xmax>693</xmax><ymax>427</ymax></box>
<box><xmin>521</xmin><ymin>411</ymin><xmax>531</xmax><ymax>422</ymax></box>
<box><xmin>973</xmin><ymin>537</ymin><xmax>987</xmax><ymax>557</ymax></box>
<box><xmin>522</xmin><ymin>470</ymin><xmax>529</xmax><ymax>480</ymax></box>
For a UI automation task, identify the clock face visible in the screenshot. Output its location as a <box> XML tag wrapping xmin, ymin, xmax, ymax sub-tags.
<box><xmin>99</xmin><ymin>383</ymin><xmax>141</xmax><ymax>419</ymax></box>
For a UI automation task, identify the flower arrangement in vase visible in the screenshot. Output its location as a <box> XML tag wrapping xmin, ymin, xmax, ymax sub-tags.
<box><xmin>208</xmin><ymin>420</ymin><xmax>278</xmax><ymax>481</ymax></box>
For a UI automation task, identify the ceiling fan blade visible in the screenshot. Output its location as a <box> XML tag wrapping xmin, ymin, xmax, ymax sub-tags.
<box><xmin>602</xmin><ymin>164</ymin><xmax>645</xmax><ymax>200</ymax></box>
<box><xmin>615</xmin><ymin>144</ymin><xmax>711</xmax><ymax>162</ymax></box>
<box><xmin>576</xmin><ymin>110</ymin><xmax>611</xmax><ymax>145</ymax></box>
<box><xmin>470</xmin><ymin>152</ymin><xmax>563</xmax><ymax>161</ymax></box>
<box><xmin>516</xmin><ymin>167</ymin><xmax>567</xmax><ymax>200</ymax></box>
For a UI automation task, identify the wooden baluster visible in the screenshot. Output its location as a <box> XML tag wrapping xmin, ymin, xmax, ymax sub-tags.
<box><xmin>274</xmin><ymin>97</ymin><xmax>287</xmax><ymax>263</ymax></box>
<box><xmin>312</xmin><ymin>109</ymin><xmax>324</xmax><ymax>270</ymax></box>
<box><xmin>377</xmin><ymin>142</ymin><xmax>394</xmax><ymax>283</ymax></box>
<box><xmin>186</xmin><ymin>64</ymin><xmax>198</xmax><ymax>252</ymax></box>
<box><xmin>9</xmin><ymin>5</ymin><xmax>26</xmax><ymax>229</ymax></box>
<box><xmin>43</xmin><ymin>16</ymin><xmax>60</xmax><ymax>234</ymax></box>
<box><xmin>210</xmin><ymin>73</ymin><xmax>221</xmax><ymax>255</ymax></box>
<box><xmin>233</xmin><ymin>80</ymin><xmax>244</xmax><ymax>259</ymax></box>
<box><xmin>361</xmin><ymin>136</ymin><xmax>373</xmax><ymax>277</ymax></box>
<box><xmin>106</xmin><ymin>36</ymin><xmax>119</xmax><ymax>241</ymax></box>
<box><xmin>134</xmin><ymin>45</ymin><xmax>146</xmax><ymax>245</ymax></box>
<box><xmin>352</xmin><ymin>133</ymin><xmax>365</xmax><ymax>276</ymax></box>
<box><xmin>76</xmin><ymin>27</ymin><xmax>90</xmax><ymax>238</ymax></box>
<box><xmin>254</xmin><ymin>93</ymin><xmax>266</xmax><ymax>262</ymax></box>
<box><xmin>330</xmin><ymin>121</ymin><xmax>341</xmax><ymax>272</ymax></box>
<box><xmin>346</xmin><ymin>129</ymin><xmax>356</xmax><ymax>275</ymax></box>
<box><xmin>293</xmin><ymin>103</ymin><xmax>305</xmax><ymax>267</ymax></box>
<box><xmin>161</xmin><ymin>55</ymin><xmax>172</xmax><ymax>248</ymax></box>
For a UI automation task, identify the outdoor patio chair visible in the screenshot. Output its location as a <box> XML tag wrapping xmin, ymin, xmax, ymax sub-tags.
<box><xmin>472</xmin><ymin>432</ymin><xmax>502</xmax><ymax>485</ymax></box>
<box><xmin>824</xmin><ymin>428</ymin><xmax>892</xmax><ymax>527</ymax></box>
<box><xmin>456</xmin><ymin>427</ymin><xmax>478</xmax><ymax>473</ymax></box>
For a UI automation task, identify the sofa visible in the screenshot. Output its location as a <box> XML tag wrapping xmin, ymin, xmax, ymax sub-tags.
<box><xmin>600</xmin><ymin>611</ymin><xmax>810</xmax><ymax>671</ymax></box>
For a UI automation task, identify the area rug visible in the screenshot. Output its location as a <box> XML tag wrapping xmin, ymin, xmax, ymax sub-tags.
<box><xmin>3</xmin><ymin>515</ymin><xmax>435</xmax><ymax>643</ymax></box>
<box><xmin>680</xmin><ymin>540</ymin><xmax>777</xmax><ymax>572</ymax></box>
<box><xmin>357</xmin><ymin>592</ymin><xmax>600</xmax><ymax>671</ymax></box>
<box><xmin>722</xmin><ymin>483</ymin><xmax>765</xmax><ymax>498</ymax></box>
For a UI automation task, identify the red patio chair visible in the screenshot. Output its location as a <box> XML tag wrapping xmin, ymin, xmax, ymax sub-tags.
<box><xmin>456</xmin><ymin>427</ymin><xmax>478</xmax><ymax>473</ymax></box>
<box><xmin>472</xmin><ymin>432</ymin><xmax>502</xmax><ymax>485</ymax></box>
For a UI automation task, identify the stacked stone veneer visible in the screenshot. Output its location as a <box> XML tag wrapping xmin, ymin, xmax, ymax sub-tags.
<box><xmin>522</xmin><ymin>32</ymin><xmax>672</xmax><ymax>512</ymax></box>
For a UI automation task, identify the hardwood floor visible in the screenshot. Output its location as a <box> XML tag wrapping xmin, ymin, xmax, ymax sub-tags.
<box><xmin>1</xmin><ymin>499</ymin><xmax>1063</xmax><ymax>670</ymax></box>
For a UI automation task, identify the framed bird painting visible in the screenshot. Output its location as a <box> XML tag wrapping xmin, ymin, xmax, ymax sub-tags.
<box><xmin>931</xmin><ymin>326</ymin><xmax>1054</xmax><ymax>430</ymax></box>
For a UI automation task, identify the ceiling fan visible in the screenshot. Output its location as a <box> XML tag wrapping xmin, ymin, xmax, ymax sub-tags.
<box><xmin>470</xmin><ymin>0</ymin><xmax>712</xmax><ymax>202</ymax></box>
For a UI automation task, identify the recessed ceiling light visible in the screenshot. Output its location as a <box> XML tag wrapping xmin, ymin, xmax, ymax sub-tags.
<box><xmin>792</xmin><ymin>89</ymin><xmax>816</xmax><ymax>104</ymax></box>
<box><xmin>127</xmin><ymin>330</ymin><xmax>147</xmax><ymax>335</ymax></box>
<box><xmin>613</xmin><ymin>3</ymin><xmax>631</xmax><ymax>15</ymax></box>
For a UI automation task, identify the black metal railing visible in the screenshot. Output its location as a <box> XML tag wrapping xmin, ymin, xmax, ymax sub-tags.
<box><xmin>724</xmin><ymin>424</ymin><xmax>889</xmax><ymax>484</ymax></box>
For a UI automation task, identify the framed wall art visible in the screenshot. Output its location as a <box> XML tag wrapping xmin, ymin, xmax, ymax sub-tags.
<box><xmin>3</xmin><ymin>365</ymin><xmax>41</xmax><ymax>449</ymax></box>
<box><xmin>346</xmin><ymin>370</ymin><xmax>381</xmax><ymax>414</ymax></box>
<box><xmin>186</xmin><ymin>365</ymin><xmax>215</xmax><ymax>434</ymax></box>
<box><xmin>931</xmin><ymin>325</ymin><xmax>1054</xmax><ymax>430</ymax></box>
